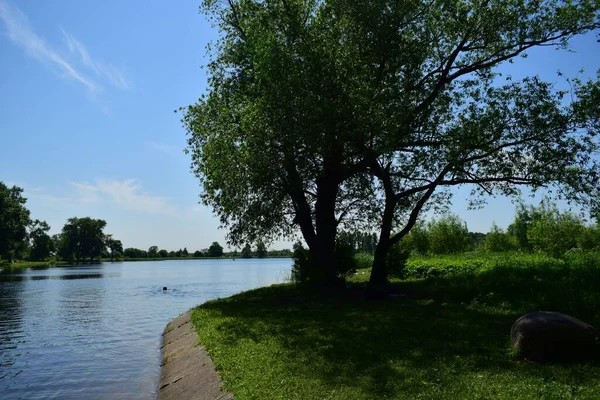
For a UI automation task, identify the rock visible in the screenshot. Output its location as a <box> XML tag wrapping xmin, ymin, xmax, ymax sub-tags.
<box><xmin>511</xmin><ymin>311</ymin><xmax>600</xmax><ymax>363</ymax></box>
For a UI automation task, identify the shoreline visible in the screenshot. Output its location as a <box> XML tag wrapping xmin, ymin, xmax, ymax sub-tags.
<box><xmin>0</xmin><ymin>256</ymin><xmax>292</xmax><ymax>271</ymax></box>
<box><xmin>158</xmin><ymin>312</ymin><xmax>232</xmax><ymax>400</ymax></box>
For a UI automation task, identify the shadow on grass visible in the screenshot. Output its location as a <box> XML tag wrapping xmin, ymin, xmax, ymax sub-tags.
<box><xmin>193</xmin><ymin>278</ymin><xmax>600</xmax><ymax>399</ymax></box>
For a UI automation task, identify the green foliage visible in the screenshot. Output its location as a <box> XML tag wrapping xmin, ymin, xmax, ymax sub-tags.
<box><xmin>292</xmin><ymin>237</ymin><xmax>358</xmax><ymax>284</ymax></box>
<box><xmin>385</xmin><ymin>242</ymin><xmax>410</xmax><ymax>278</ymax></box>
<box><xmin>485</xmin><ymin>223</ymin><xmax>516</xmax><ymax>252</ymax></box>
<box><xmin>148</xmin><ymin>246</ymin><xmax>159</xmax><ymax>258</ymax></box>
<box><xmin>401</xmin><ymin>223</ymin><xmax>430</xmax><ymax>255</ymax></box>
<box><xmin>291</xmin><ymin>241</ymin><xmax>314</xmax><ymax>284</ymax></box>
<box><xmin>579</xmin><ymin>225</ymin><xmax>600</xmax><ymax>251</ymax></box>
<box><xmin>105</xmin><ymin>236</ymin><xmax>123</xmax><ymax>261</ymax></box>
<box><xmin>193</xmin><ymin>250</ymin><xmax>204</xmax><ymax>257</ymax></box>
<box><xmin>28</xmin><ymin>219</ymin><xmax>54</xmax><ymax>261</ymax></box>
<box><xmin>334</xmin><ymin>236</ymin><xmax>358</xmax><ymax>278</ymax></box>
<box><xmin>183</xmin><ymin>247</ymin><xmax>189</xmax><ymax>256</ymax></box>
<box><xmin>0</xmin><ymin>182</ymin><xmax>31</xmax><ymax>261</ymax></box>
<box><xmin>354</xmin><ymin>252</ymin><xmax>373</xmax><ymax>270</ymax></box>
<box><xmin>527</xmin><ymin>201</ymin><xmax>586</xmax><ymax>257</ymax></box>
<box><xmin>185</xmin><ymin>0</ymin><xmax>600</xmax><ymax>287</ymax></box>
<box><xmin>208</xmin><ymin>241</ymin><xmax>224</xmax><ymax>257</ymax></box>
<box><xmin>123</xmin><ymin>248</ymin><xmax>148</xmax><ymax>258</ymax></box>
<box><xmin>255</xmin><ymin>240</ymin><xmax>267</xmax><ymax>258</ymax></box>
<box><xmin>427</xmin><ymin>214</ymin><xmax>471</xmax><ymax>255</ymax></box>
<box><xmin>241</xmin><ymin>244</ymin><xmax>253</xmax><ymax>258</ymax></box>
<box><xmin>58</xmin><ymin>217</ymin><xmax>108</xmax><ymax>263</ymax></box>
<box><xmin>159</xmin><ymin>249</ymin><xmax>169</xmax><ymax>257</ymax></box>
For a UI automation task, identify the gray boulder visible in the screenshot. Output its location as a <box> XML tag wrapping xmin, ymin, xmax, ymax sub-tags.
<box><xmin>510</xmin><ymin>311</ymin><xmax>600</xmax><ymax>363</ymax></box>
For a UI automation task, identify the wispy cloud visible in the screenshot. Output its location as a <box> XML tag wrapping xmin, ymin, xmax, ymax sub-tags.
<box><xmin>71</xmin><ymin>179</ymin><xmax>178</xmax><ymax>216</ymax></box>
<box><xmin>0</xmin><ymin>0</ymin><xmax>98</xmax><ymax>92</ymax></box>
<box><xmin>145</xmin><ymin>141</ymin><xmax>181</xmax><ymax>156</ymax></box>
<box><xmin>0</xmin><ymin>1</ymin><xmax>130</xmax><ymax>94</ymax></box>
<box><xmin>61</xmin><ymin>28</ymin><xmax>131</xmax><ymax>90</ymax></box>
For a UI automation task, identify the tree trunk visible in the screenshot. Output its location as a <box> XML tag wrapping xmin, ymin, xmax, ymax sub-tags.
<box><xmin>368</xmin><ymin>189</ymin><xmax>396</xmax><ymax>293</ymax></box>
<box><xmin>313</xmin><ymin>176</ymin><xmax>341</xmax><ymax>286</ymax></box>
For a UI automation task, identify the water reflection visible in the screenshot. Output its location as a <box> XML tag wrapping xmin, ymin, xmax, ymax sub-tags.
<box><xmin>0</xmin><ymin>276</ymin><xmax>25</xmax><ymax>384</ymax></box>
<box><xmin>0</xmin><ymin>259</ymin><xmax>291</xmax><ymax>399</ymax></box>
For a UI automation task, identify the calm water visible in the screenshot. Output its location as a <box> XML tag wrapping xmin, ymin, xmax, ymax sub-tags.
<box><xmin>0</xmin><ymin>259</ymin><xmax>291</xmax><ymax>400</ymax></box>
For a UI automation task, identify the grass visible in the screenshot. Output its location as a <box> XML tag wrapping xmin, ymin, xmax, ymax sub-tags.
<box><xmin>0</xmin><ymin>260</ymin><xmax>67</xmax><ymax>270</ymax></box>
<box><xmin>190</xmin><ymin>252</ymin><xmax>600</xmax><ymax>399</ymax></box>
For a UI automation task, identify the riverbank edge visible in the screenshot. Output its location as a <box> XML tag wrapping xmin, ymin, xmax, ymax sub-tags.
<box><xmin>158</xmin><ymin>311</ymin><xmax>232</xmax><ymax>400</ymax></box>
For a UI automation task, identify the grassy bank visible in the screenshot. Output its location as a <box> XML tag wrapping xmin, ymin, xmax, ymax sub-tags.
<box><xmin>191</xmin><ymin>252</ymin><xmax>600</xmax><ymax>399</ymax></box>
<box><xmin>0</xmin><ymin>260</ymin><xmax>67</xmax><ymax>270</ymax></box>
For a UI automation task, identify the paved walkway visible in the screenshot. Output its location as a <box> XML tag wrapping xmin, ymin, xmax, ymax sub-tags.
<box><xmin>158</xmin><ymin>312</ymin><xmax>233</xmax><ymax>400</ymax></box>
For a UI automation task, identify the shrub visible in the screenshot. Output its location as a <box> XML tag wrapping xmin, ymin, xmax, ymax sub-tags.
<box><xmin>291</xmin><ymin>238</ymin><xmax>358</xmax><ymax>284</ymax></box>
<box><xmin>386</xmin><ymin>242</ymin><xmax>410</xmax><ymax>278</ymax></box>
<box><xmin>354</xmin><ymin>252</ymin><xmax>373</xmax><ymax>270</ymax></box>
<box><xmin>428</xmin><ymin>214</ymin><xmax>471</xmax><ymax>254</ymax></box>
<box><xmin>484</xmin><ymin>223</ymin><xmax>516</xmax><ymax>252</ymax></box>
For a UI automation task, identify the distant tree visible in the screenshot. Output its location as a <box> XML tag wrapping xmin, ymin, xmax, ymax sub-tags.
<box><xmin>175</xmin><ymin>249</ymin><xmax>182</xmax><ymax>257</ymax></box>
<box><xmin>159</xmin><ymin>249</ymin><xmax>169</xmax><ymax>257</ymax></box>
<box><xmin>168</xmin><ymin>250</ymin><xmax>176</xmax><ymax>257</ymax></box>
<box><xmin>428</xmin><ymin>214</ymin><xmax>470</xmax><ymax>255</ymax></box>
<box><xmin>231</xmin><ymin>249</ymin><xmax>239</xmax><ymax>258</ymax></box>
<box><xmin>507</xmin><ymin>202</ymin><xmax>544</xmax><ymax>252</ymax></box>
<box><xmin>105</xmin><ymin>236</ymin><xmax>123</xmax><ymax>261</ymax></box>
<box><xmin>28</xmin><ymin>219</ymin><xmax>54</xmax><ymax>261</ymax></box>
<box><xmin>484</xmin><ymin>223</ymin><xmax>515</xmax><ymax>252</ymax></box>
<box><xmin>469</xmin><ymin>232</ymin><xmax>487</xmax><ymax>249</ymax></box>
<box><xmin>123</xmin><ymin>248</ymin><xmax>148</xmax><ymax>258</ymax></box>
<box><xmin>255</xmin><ymin>240</ymin><xmax>267</xmax><ymax>258</ymax></box>
<box><xmin>59</xmin><ymin>217</ymin><xmax>107</xmax><ymax>263</ymax></box>
<box><xmin>148</xmin><ymin>246</ymin><xmax>159</xmax><ymax>258</ymax></box>
<box><xmin>527</xmin><ymin>201</ymin><xmax>585</xmax><ymax>257</ymax></box>
<box><xmin>579</xmin><ymin>225</ymin><xmax>600</xmax><ymax>251</ymax></box>
<box><xmin>193</xmin><ymin>250</ymin><xmax>203</xmax><ymax>257</ymax></box>
<box><xmin>208</xmin><ymin>242</ymin><xmax>223</xmax><ymax>257</ymax></box>
<box><xmin>402</xmin><ymin>223</ymin><xmax>430</xmax><ymax>255</ymax></box>
<box><xmin>182</xmin><ymin>247</ymin><xmax>189</xmax><ymax>256</ymax></box>
<box><xmin>241</xmin><ymin>244</ymin><xmax>252</xmax><ymax>258</ymax></box>
<box><xmin>0</xmin><ymin>182</ymin><xmax>31</xmax><ymax>262</ymax></box>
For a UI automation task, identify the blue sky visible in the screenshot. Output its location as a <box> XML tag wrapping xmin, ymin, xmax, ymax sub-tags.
<box><xmin>0</xmin><ymin>0</ymin><xmax>598</xmax><ymax>251</ymax></box>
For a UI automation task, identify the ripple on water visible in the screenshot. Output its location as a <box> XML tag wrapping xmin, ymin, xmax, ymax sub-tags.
<box><xmin>0</xmin><ymin>259</ymin><xmax>291</xmax><ymax>399</ymax></box>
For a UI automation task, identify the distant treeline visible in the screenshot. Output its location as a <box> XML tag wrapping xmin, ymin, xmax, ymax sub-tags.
<box><xmin>123</xmin><ymin>242</ymin><xmax>292</xmax><ymax>259</ymax></box>
<box><xmin>0</xmin><ymin>182</ymin><xmax>291</xmax><ymax>264</ymax></box>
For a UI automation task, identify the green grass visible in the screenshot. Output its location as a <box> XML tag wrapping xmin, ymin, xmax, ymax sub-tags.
<box><xmin>191</xmin><ymin>252</ymin><xmax>600</xmax><ymax>399</ymax></box>
<box><xmin>0</xmin><ymin>260</ymin><xmax>67</xmax><ymax>270</ymax></box>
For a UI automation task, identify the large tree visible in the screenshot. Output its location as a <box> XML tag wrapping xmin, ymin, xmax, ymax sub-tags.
<box><xmin>0</xmin><ymin>182</ymin><xmax>31</xmax><ymax>262</ymax></box>
<box><xmin>184</xmin><ymin>0</ymin><xmax>600</xmax><ymax>288</ymax></box>
<box><xmin>29</xmin><ymin>220</ymin><xmax>54</xmax><ymax>261</ymax></box>
<box><xmin>59</xmin><ymin>217</ymin><xmax>107</xmax><ymax>263</ymax></box>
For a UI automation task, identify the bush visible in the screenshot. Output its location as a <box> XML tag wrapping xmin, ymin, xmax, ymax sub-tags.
<box><xmin>484</xmin><ymin>223</ymin><xmax>515</xmax><ymax>252</ymax></box>
<box><xmin>386</xmin><ymin>242</ymin><xmax>410</xmax><ymax>278</ymax></box>
<box><xmin>527</xmin><ymin>201</ymin><xmax>585</xmax><ymax>257</ymax></box>
<box><xmin>428</xmin><ymin>214</ymin><xmax>471</xmax><ymax>254</ymax></box>
<box><xmin>354</xmin><ymin>252</ymin><xmax>373</xmax><ymax>270</ymax></box>
<box><xmin>291</xmin><ymin>242</ymin><xmax>317</xmax><ymax>284</ymax></box>
<box><xmin>291</xmin><ymin>238</ymin><xmax>358</xmax><ymax>284</ymax></box>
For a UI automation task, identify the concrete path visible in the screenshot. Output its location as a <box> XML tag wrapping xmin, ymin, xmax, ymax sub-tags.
<box><xmin>158</xmin><ymin>312</ymin><xmax>233</xmax><ymax>400</ymax></box>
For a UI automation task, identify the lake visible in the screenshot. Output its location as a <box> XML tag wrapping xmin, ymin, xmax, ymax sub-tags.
<box><xmin>0</xmin><ymin>258</ymin><xmax>291</xmax><ymax>399</ymax></box>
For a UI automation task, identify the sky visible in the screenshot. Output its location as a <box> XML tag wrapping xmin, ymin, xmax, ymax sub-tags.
<box><xmin>0</xmin><ymin>1</ymin><xmax>599</xmax><ymax>251</ymax></box>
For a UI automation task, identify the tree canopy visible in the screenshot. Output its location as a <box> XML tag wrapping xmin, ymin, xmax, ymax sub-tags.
<box><xmin>183</xmin><ymin>0</ymin><xmax>600</xmax><ymax>288</ymax></box>
<box><xmin>29</xmin><ymin>220</ymin><xmax>54</xmax><ymax>261</ymax></box>
<box><xmin>58</xmin><ymin>217</ymin><xmax>108</xmax><ymax>263</ymax></box>
<box><xmin>208</xmin><ymin>241</ymin><xmax>224</xmax><ymax>257</ymax></box>
<box><xmin>0</xmin><ymin>182</ymin><xmax>31</xmax><ymax>262</ymax></box>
